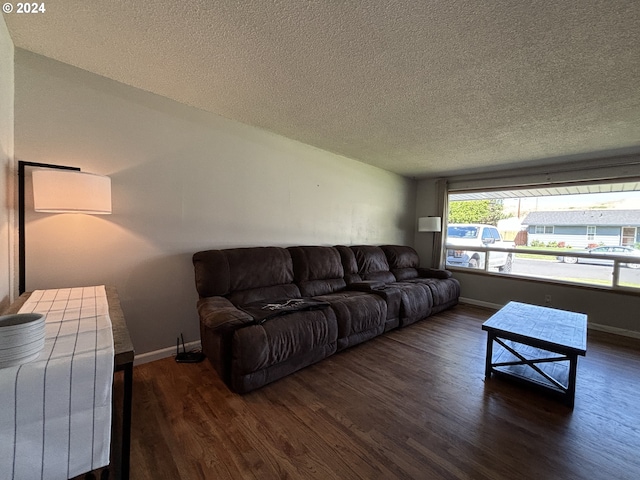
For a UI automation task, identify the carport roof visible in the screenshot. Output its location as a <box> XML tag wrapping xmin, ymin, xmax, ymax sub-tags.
<box><xmin>449</xmin><ymin>181</ymin><xmax>640</xmax><ymax>200</ymax></box>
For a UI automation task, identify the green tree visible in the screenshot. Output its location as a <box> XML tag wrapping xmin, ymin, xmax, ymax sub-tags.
<box><xmin>448</xmin><ymin>200</ymin><xmax>507</xmax><ymax>226</ymax></box>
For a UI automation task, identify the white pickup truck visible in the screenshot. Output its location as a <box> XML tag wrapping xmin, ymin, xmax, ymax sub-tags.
<box><xmin>445</xmin><ymin>223</ymin><xmax>514</xmax><ymax>272</ymax></box>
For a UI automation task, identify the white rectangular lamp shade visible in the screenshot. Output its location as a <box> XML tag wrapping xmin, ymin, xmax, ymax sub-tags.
<box><xmin>32</xmin><ymin>169</ymin><xmax>112</xmax><ymax>214</ymax></box>
<box><xmin>418</xmin><ymin>216</ymin><xmax>441</xmax><ymax>232</ymax></box>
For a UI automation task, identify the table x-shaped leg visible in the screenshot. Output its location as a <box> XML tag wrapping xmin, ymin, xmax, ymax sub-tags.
<box><xmin>491</xmin><ymin>337</ymin><xmax>570</xmax><ymax>392</ymax></box>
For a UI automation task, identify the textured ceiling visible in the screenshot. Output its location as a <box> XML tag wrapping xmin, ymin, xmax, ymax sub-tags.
<box><xmin>4</xmin><ymin>0</ymin><xmax>640</xmax><ymax>178</ymax></box>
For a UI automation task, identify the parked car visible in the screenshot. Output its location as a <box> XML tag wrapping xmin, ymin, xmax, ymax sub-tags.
<box><xmin>446</xmin><ymin>224</ymin><xmax>514</xmax><ymax>272</ymax></box>
<box><xmin>557</xmin><ymin>246</ymin><xmax>640</xmax><ymax>269</ymax></box>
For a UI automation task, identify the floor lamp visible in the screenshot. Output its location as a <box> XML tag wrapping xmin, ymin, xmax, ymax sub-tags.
<box><xmin>18</xmin><ymin>161</ymin><xmax>112</xmax><ymax>294</ymax></box>
<box><xmin>418</xmin><ymin>216</ymin><xmax>442</xmax><ymax>267</ymax></box>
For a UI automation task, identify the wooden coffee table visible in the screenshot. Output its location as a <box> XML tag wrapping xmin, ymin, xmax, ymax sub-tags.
<box><xmin>482</xmin><ymin>301</ymin><xmax>587</xmax><ymax>407</ymax></box>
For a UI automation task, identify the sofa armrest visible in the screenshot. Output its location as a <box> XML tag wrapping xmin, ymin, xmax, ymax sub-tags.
<box><xmin>348</xmin><ymin>280</ymin><xmax>386</xmax><ymax>291</ymax></box>
<box><xmin>197</xmin><ymin>296</ymin><xmax>254</xmax><ymax>383</ymax></box>
<box><xmin>417</xmin><ymin>267</ymin><xmax>453</xmax><ymax>279</ymax></box>
<box><xmin>197</xmin><ymin>296</ymin><xmax>254</xmax><ymax>330</ymax></box>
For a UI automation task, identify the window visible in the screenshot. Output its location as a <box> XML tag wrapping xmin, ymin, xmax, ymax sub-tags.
<box><xmin>535</xmin><ymin>225</ymin><xmax>554</xmax><ymax>234</ymax></box>
<box><xmin>445</xmin><ymin>180</ymin><xmax>640</xmax><ymax>291</ymax></box>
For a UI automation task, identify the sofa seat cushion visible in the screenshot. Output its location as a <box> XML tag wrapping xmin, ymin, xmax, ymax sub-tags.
<box><xmin>239</xmin><ymin>298</ymin><xmax>330</xmax><ymax>324</ymax></box>
<box><xmin>231</xmin><ymin>307</ymin><xmax>338</xmax><ymax>393</ymax></box>
<box><xmin>346</xmin><ymin>282</ymin><xmax>403</xmax><ymax>330</ymax></box>
<box><xmin>312</xmin><ymin>291</ymin><xmax>387</xmax><ymax>351</ymax></box>
<box><xmin>404</xmin><ymin>277</ymin><xmax>460</xmax><ymax>312</ymax></box>
<box><xmin>393</xmin><ymin>282</ymin><xmax>434</xmax><ymax>326</ymax></box>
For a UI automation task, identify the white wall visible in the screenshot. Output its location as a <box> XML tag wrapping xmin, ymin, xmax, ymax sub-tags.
<box><xmin>453</xmin><ymin>271</ymin><xmax>640</xmax><ymax>335</ymax></box>
<box><xmin>14</xmin><ymin>49</ymin><xmax>416</xmax><ymax>355</ymax></box>
<box><xmin>0</xmin><ymin>17</ymin><xmax>14</xmax><ymax>312</ymax></box>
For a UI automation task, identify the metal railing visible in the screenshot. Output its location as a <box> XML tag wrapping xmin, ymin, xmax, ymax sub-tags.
<box><xmin>443</xmin><ymin>244</ymin><xmax>640</xmax><ymax>290</ymax></box>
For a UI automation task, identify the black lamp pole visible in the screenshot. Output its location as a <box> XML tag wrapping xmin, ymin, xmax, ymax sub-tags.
<box><xmin>18</xmin><ymin>161</ymin><xmax>80</xmax><ymax>294</ymax></box>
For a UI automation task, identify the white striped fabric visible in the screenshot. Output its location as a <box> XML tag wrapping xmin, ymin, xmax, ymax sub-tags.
<box><xmin>0</xmin><ymin>286</ymin><xmax>114</xmax><ymax>480</ymax></box>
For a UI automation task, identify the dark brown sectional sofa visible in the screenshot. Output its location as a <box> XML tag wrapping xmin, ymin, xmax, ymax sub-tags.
<box><xmin>193</xmin><ymin>244</ymin><xmax>460</xmax><ymax>393</ymax></box>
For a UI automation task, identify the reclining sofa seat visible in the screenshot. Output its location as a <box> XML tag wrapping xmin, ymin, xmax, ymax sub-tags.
<box><xmin>339</xmin><ymin>245</ymin><xmax>434</xmax><ymax>327</ymax></box>
<box><xmin>380</xmin><ymin>245</ymin><xmax>461</xmax><ymax>315</ymax></box>
<box><xmin>334</xmin><ymin>245</ymin><xmax>403</xmax><ymax>331</ymax></box>
<box><xmin>287</xmin><ymin>246</ymin><xmax>388</xmax><ymax>350</ymax></box>
<box><xmin>193</xmin><ymin>247</ymin><xmax>338</xmax><ymax>393</ymax></box>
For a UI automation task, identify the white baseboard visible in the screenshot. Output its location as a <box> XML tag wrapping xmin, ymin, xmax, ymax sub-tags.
<box><xmin>587</xmin><ymin>323</ymin><xmax>640</xmax><ymax>340</ymax></box>
<box><xmin>460</xmin><ymin>297</ymin><xmax>640</xmax><ymax>340</ymax></box>
<box><xmin>134</xmin><ymin>340</ymin><xmax>202</xmax><ymax>366</ymax></box>
<box><xmin>459</xmin><ymin>297</ymin><xmax>502</xmax><ymax>310</ymax></box>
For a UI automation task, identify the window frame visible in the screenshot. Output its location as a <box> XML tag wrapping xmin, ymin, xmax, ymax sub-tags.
<box><xmin>444</xmin><ymin>180</ymin><xmax>640</xmax><ymax>293</ymax></box>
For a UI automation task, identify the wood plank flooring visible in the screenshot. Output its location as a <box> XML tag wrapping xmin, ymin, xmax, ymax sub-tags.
<box><xmin>116</xmin><ymin>304</ymin><xmax>640</xmax><ymax>480</ymax></box>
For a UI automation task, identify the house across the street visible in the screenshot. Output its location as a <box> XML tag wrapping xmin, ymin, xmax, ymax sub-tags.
<box><xmin>522</xmin><ymin>210</ymin><xmax>640</xmax><ymax>248</ymax></box>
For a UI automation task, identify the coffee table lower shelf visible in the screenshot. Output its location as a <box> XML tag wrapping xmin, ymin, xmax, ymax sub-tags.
<box><xmin>487</xmin><ymin>339</ymin><xmax>576</xmax><ymax>403</ymax></box>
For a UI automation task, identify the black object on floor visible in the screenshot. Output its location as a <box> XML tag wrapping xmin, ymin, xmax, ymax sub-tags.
<box><xmin>175</xmin><ymin>333</ymin><xmax>206</xmax><ymax>363</ymax></box>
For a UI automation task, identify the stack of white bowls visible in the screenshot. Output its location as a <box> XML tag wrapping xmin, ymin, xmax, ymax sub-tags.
<box><xmin>0</xmin><ymin>313</ymin><xmax>46</xmax><ymax>369</ymax></box>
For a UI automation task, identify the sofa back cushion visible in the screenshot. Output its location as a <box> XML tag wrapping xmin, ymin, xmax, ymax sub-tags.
<box><xmin>193</xmin><ymin>247</ymin><xmax>300</xmax><ymax>304</ymax></box>
<box><xmin>349</xmin><ymin>246</ymin><xmax>396</xmax><ymax>283</ymax></box>
<box><xmin>193</xmin><ymin>249</ymin><xmax>231</xmax><ymax>298</ymax></box>
<box><xmin>380</xmin><ymin>245</ymin><xmax>421</xmax><ymax>281</ymax></box>
<box><xmin>334</xmin><ymin>246</ymin><xmax>362</xmax><ymax>284</ymax></box>
<box><xmin>288</xmin><ymin>246</ymin><xmax>347</xmax><ymax>296</ymax></box>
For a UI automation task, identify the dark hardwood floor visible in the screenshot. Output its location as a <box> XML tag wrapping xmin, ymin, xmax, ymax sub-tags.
<box><xmin>116</xmin><ymin>304</ymin><xmax>640</xmax><ymax>480</ymax></box>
